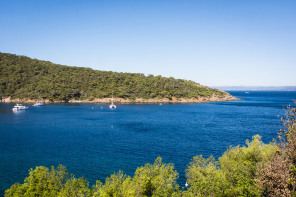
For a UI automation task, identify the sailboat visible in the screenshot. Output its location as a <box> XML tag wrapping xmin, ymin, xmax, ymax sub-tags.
<box><xmin>109</xmin><ymin>92</ymin><xmax>116</xmax><ymax>109</ymax></box>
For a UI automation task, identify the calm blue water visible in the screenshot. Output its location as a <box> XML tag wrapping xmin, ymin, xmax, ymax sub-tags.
<box><xmin>0</xmin><ymin>91</ymin><xmax>295</xmax><ymax>195</ymax></box>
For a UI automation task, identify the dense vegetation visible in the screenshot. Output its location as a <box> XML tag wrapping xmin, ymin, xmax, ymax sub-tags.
<box><xmin>6</xmin><ymin>102</ymin><xmax>296</xmax><ymax>196</ymax></box>
<box><xmin>3</xmin><ymin>135</ymin><xmax>277</xmax><ymax>197</ymax></box>
<box><xmin>0</xmin><ymin>52</ymin><xmax>225</xmax><ymax>101</ymax></box>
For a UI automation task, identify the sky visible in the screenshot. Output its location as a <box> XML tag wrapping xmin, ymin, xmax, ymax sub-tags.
<box><xmin>0</xmin><ymin>0</ymin><xmax>295</xmax><ymax>86</ymax></box>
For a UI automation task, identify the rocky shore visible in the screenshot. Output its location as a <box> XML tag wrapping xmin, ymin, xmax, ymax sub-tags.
<box><xmin>1</xmin><ymin>93</ymin><xmax>239</xmax><ymax>104</ymax></box>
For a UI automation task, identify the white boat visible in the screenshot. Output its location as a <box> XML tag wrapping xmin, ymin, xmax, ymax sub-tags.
<box><xmin>33</xmin><ymin>101</ymin><xmax>44</xmax><ymax>106</ymax></box>
<box><xmin>109</xmin><ymin>103</ymin><xmax>116</xmax><ymax>109</ymax></box>
<box><xmin>12</xmin><ymin>103</ymin><xmax>28</xmax><ymax>111</ymax></box>
<box><xmin>33</xmin><ymin>94</ymin><xmax>44</xmax><ymax>106</ymax></box>
<box><xmin>109</xmin><ymin>93</ymin><xmax>116</xmax><ymax>109</ymax></box>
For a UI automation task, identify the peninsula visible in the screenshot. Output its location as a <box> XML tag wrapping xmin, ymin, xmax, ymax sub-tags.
<box><xmin>0</xmin><ymin>53</ymin><xmax>237</xmax><ymax>103</ymax></box>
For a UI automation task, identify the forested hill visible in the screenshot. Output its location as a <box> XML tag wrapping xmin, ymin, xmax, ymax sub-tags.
<box><xmin>0</xmin><ymin>52</ymin><xmax>229</xmax><ymax>102</ymax></box>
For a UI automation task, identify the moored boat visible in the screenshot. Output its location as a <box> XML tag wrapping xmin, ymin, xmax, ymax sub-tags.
<box><xmin>109</xmin><ymin>93</ymin><xmax>116</xmax><ymax>109</ymax></box>
<box><xmin>12</xmin><ymin>104</ymin><xmax>29</xmax><ymax>111</ymax></box>
<box><xmin>33</xmin><ymin>94</ymin><xmax>44</xmax><ymax>106</ymax></box>
<box><xmin>33</xmin><ymin>102</ymin><xmax>44</xmax><ymax>106</ymax></box>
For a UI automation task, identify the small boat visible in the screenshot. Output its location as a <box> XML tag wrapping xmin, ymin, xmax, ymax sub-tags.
<box><xmin>109</xmin><ymin>100</ymin><xmax>116</xmax><ymax>109</ymax></box>
<box><xmin>33</xmin><ymin>94</ymin><xmax>44</xmax><ymax>106</ymax></box>
<box><xmin>109</xmin><ymin>93</ymin><xmax>116</xmax><ymax>109</ymax></box>
<box><xmin>110</xmin><ymin>103</ymin><xmax>116</xmax><ymax>109</ymax></box>
<box><xmin>33</xmin><ymin>101</ymin><xmax>44</xmax><ymax>106</ymax></box>
<box><xmin>12</xmin><ymin>103</ymin><xmax>28</xmax><ymax>111</ymax></box>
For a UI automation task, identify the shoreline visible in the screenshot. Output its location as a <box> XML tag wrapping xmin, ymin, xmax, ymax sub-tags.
<box><xmin>0</xmin><ymin>94</ymin><xmax>240</xmax><ymax>104</ymax></box>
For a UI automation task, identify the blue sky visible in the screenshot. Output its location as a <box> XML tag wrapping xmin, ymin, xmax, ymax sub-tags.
<box><xmin>1</xmin><ymin>0</ymin><xmax>295</xmax><ymax>86</ymax></box>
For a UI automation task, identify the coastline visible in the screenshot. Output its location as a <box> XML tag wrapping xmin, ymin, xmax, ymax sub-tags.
<box><xmin>0</xmin><ymin>94</ymin><xmax>239</xmax><ymax>104</ymax></box>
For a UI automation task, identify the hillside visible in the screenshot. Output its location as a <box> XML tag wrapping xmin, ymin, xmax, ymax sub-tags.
<box><xmin>0</xmin><ymin>53</ymin><xmax>236</xmax><ymax>103</ymax></box>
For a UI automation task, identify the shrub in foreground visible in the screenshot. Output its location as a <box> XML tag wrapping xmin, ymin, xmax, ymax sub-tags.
<box><xmin>184</xmin><ymin>135</ymin><xmax>277</xmax><ymax>197</ymax></box>
<box><xmin>256</xmin><ymin>102</ymin><xmax>296</xmax><ymax>196</ymax></box>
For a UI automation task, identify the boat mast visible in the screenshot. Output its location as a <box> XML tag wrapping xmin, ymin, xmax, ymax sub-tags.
<box><xmin>111</xmin><ymin>91</ymin><xmax>114</xmax><ymax>105</ymax></box>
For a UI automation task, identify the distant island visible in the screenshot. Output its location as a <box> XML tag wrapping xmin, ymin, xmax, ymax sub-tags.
<box><xmin>0</xmin><ymin>52</ymin><xmax>237</xmax><ymax>103</ymax></box>
<box><xmin>212</xmin><ymin>86</ymin><xmax>296</xmax><ymax>91</ymax></box>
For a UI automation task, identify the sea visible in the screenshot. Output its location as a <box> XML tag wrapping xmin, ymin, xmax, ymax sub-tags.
<box><xmin>0</xmin><ymin>91</ymin><xmax>295</xmax><ymax>196</ymax></box>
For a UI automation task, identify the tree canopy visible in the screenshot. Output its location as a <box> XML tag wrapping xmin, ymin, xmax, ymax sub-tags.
<box><xmin>0</xmin><ymin>52</ymin><xmax>226</xmax><ymax>101</ymax></box>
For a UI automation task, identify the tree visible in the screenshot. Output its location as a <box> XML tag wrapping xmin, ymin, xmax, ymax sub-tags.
<box><xmin>184</xmin><ymin>155</ymin><xmax>228</xmax><ymax>197</ymax></box>
<box><xmin>58</xmin><ymin>176</ymin><xmax>91</xmax><ymax>197</ymax></box>
<box><xmin>5</xmin><ymin>165</ymin><xmax>68</xmax><ymax>197</ymax></box>
<box><xmin>185</xmin><ymin>135</ymin><xmax>277</xmax><ymax>197</ymax></box>
<box><xmin>256</xmin><ymin>101</ymin><xmax>296</xmax><ymax>196</ymax></box>
<box><xmin>131</xmin><ymin>157</ymin><xmax>180</xmax><ymax>196</ymax></box>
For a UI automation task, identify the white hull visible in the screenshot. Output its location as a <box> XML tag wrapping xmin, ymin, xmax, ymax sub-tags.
<box><xmin>12</xmin><ymin>108</ymin><xmax>28</xmax><ymax>111</ymax></box>
<box><xmin>33</xmin><ymin>102</ymin><xmax>44</xmax><ymax>106</ymax></box>
<box><xmin>109</xmin><ymin>104</ymin><xmax>116</xmax><ymax>109</ymax></box>
<box><xmin>12</xmin><ymin>104</ymin><xmax>28</xmax><ymax>111</ymax></box>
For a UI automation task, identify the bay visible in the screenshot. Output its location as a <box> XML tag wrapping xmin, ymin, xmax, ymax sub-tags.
<box><xmin>0</xmin><ymin>91</ymin><xmax>295</xmax><ymax>195</ymax></box>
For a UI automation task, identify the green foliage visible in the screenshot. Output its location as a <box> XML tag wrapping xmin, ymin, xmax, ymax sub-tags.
<box><xmin>256</xmin><ymin>101</ymin><xmax>296</xmax><ymax>196</ymax></box>
<box><xmin>185</xmin><ymin>135</ymin><xmax>277</xmax><ymax>197</ymax></box>
<box><xmin>99</xmin><ymin>171</ymin><xmax>128</xmax><ymax>196</ymax></box>
<box><xmin>5</xmin><ymin>136</ymin><xmax>278</xmax><ymax>197</ymax></box>
<box><xmin>92</xmin><ymin>157</ymin><xmax>180</xmax><ymax>197</ymax></box>
<box><xmin>5</xmin><ymin>158</ymin><xmax>180</xmax><ymax>197</ymax></box>
<box><xmin>5</xmin><ymin>165</ymin><xmax>72</xmax><ymax>197</ymax></box>
<box><xmin>59</xmin><ymin>176</ymin><xmax>91</xmax><ymax>197</ymax></box>
<box><xmin>0</xmin><ymin>52</ymin><xmax>226</xmax><ymax>101</ymax></box>
<box><xmin>184</xmin><ymin>155</ymin><xmax>228</xmax><ymax>197</ymax></box>
<box><xmin>131</xmin><ymin>156</ymin><xmax>180</xmax><ymax>196</ymax></box>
